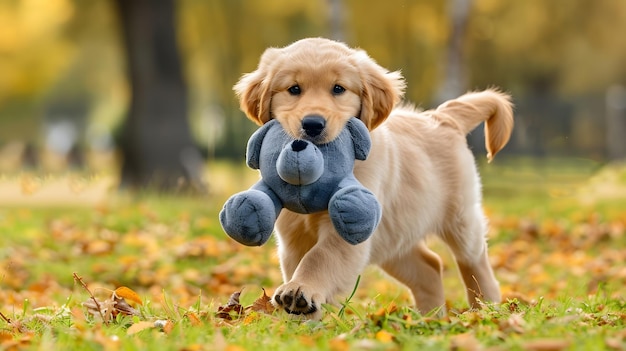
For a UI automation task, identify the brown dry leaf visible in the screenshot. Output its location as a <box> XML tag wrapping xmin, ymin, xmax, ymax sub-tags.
<box><xmin>114</xmin><ymin>286</ymin><xmax>143</xmax><ymax>305</ymax></box>
<box><xmin>127</xmin><ymin>321</ymin><xmax>155</xmax><ymax>335</ymax></box>
<box><xmin>153</xmin><ymin>319</ymin><xmax>175</xmax><ymax>334</ymax></box>
<box><xmin>249</xmin><ymin>288</ymin><xmax>275</xmax><ymax>314</ymax></box>
<box><xmin>216</xmin><ymin>290</ymin><xmax>244</xmax><ymax>320</ymax></box>
<box><xmin>162</xmin><ymin>320</ymin><xmax>174</xmax><ymax>334</ymax></box>
<box><xmin>226</xmin><ymin>290</ymin><xmax>242</xmax><ymax>306</ymax></box>
<box><xmin>83</xmin><ymin>298</ymin><xmax>111</xmax><ymax>322</ymax></box>
<box><xmin>522</xmin><ymin>339</ymin><xmax>571</xmax><ymax>351</ymax></box>
<box><xmin>113</xmin><ymin>296</ymin><xmax>140</xmax><ymax>317</ymax></box>
<box><xmin>83</xmin><ymin>295</ymin><xmax>139</xmax><ymax>323</ymax></box>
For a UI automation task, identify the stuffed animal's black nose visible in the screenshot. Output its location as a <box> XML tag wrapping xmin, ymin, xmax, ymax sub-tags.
<box><xmin>291</xmin><ymin>140</ymin><xmax>308</xmax><ymax>152</ymax></box>
<box><xmin>302</xmin><ymin>115</ymin><xmax>326</xmax><ymax>137</ymax></box>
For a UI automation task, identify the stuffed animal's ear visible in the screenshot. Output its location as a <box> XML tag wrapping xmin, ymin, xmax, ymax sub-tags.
<box><xmin>246</xmin><ymin>119</ymin><xmax>277</xmax><ymax>169</ymax></box>
<box><xmin>233</xmin><ymin>48</ymin><xmax>280</xmax><ymax>126</ymax></box>
<box><xmin>355</xmin><ymin>51</ymin><xmax>406</xmax><ymax>130</ymax></box>
<box><xmin>346</xmin><ymin>118</ymin><xmax>372</xmax><ymax>160</ymax></box>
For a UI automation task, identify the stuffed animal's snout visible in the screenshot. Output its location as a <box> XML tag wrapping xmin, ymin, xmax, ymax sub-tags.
<box><xmin>302</xmin><ymin>115</ymin><xmax>326</xmax><ymax>138</ymax></box>
<box><xmin>277</xmin><ymin>140</ymin><xmax>324</xmax><ymax>186</ymax></box>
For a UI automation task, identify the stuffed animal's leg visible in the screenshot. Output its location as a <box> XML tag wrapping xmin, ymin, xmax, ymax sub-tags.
<box><xmin>329</xmin><ymin>179</ymin><xmax>382</xmax><ymax>245</ymax></box>
<box><xmin>219</xmin><ymin>182</ymin><xmax>282</xmax><ymax>246</ymax></box>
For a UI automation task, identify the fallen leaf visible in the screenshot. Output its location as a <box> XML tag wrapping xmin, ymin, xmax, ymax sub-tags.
<box><xmin>154</xmin><ymin>319</ymin><xmax>174</xmax><ymax>334</ymax></box>
<box><xmin>83</xmin><ymin>298</ymin><xmax>116</xmax><ymax>323</ymax></box>
<box><xmin>216</xmin><ymin>290</ymin><xmax>244</xmax><ymax>320</ymax></box>
<box><xmin>375</xmin><ymin>330</ymin><xmax>395</xmax><ymax>343</ymax></box>
<box><xmin>249</xmin><ymin>288</ymin><xmax>275</xmax><ymax>314</ymax></box>
<box><xmin>113</xmin><ymin>296</ymin><xmax>140</xmax><ymax>317</ymax></box>
<box><xmin>114</xmin><ymin>286</ymin><xmax>143</xmax><ymax>305</ymax></box>
<box><xmin>82</xmin><ymin>296</ymin><xmax>139</xmax><ymax>323</ymax></box>
<box><xmin>523</xmin><ymin>339</ymin><xmax>571</xmax><ymax>351</ymax></box>
<box><xmin>0</xmin><ymin>331</ymin><xmax>12</xmax><ymax>342</ymax></box>
<box><xmin>226</xmin><ymin>290</ymin><xmax>241</xmax><ymax>306</ymax></box>
<box><xmin>127</xmin><ymin>321</ymin><xmax>155</xmax><ymax>335</ymax></box>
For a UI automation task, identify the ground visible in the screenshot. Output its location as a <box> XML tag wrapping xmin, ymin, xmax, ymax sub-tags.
<box><xmin>0</xmin><ymin>158</ymin><xmax>625</xmax><ymax>350</ymax></box>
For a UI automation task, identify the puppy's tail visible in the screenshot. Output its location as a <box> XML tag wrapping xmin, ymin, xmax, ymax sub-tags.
<box><xmin>435</xmin><ymin>88</ymin><xmax>514</xmax><ymax>162</ymax></box>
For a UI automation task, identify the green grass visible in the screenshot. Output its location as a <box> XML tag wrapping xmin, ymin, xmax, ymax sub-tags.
<box><xmin>1</xmin><ymin>158</ymin><xmax>625</xmax><ymax>350</ymax></box>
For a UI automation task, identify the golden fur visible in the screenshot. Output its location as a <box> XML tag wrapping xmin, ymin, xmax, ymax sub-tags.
<box><xmin>234</xmin><ymin>38</ymin><xmax>514</xmax><ymax>319</ymax></box>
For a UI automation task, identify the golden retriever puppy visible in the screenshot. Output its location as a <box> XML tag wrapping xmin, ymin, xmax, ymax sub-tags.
<box><xmin>234</xmin><ymin>37</ymin><xmax>513</xmax><ymax>319</ymax></box>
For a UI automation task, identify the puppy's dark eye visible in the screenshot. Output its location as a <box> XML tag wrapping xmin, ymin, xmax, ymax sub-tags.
<box><xmin>332</xmin><ymin>84</ymin><xmax>346</xmax><ymax>95</ymax></box>
<box><xmin>287</xmin><ymin>85</ymin><xmax>301</xmax><ymax>96</ymax></box>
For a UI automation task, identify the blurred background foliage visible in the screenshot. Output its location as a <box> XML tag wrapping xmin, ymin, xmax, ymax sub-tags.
<box><xmin>1</xmin><ymin>0</ymin><xmax>625</xmax><ymax>174</ymax></box>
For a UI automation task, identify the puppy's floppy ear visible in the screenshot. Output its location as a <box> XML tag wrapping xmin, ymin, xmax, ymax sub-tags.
<box><xmin>233</xmin><ymin>48</ymin><xmax>280</xmax><ymax>125</ymax></box>
<box><xmin>356</xmin><ymin>51</ymin><xmax>406</xmax><ymax>130</ymax></box>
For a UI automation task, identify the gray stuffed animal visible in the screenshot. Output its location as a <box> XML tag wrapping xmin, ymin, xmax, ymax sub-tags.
<box><xmin>219</xmin><ymin>117</ymin><xmax>382</xmax><ymax>246</ymax></box>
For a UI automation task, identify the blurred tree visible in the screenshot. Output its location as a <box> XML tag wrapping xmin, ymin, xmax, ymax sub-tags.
<box><xmin>436</xmin><ymin>0</ymin><xmax>471</xmax><ymax>102</ymax></box>
<box><xmin>114</xmin><ymin>0</ymin><xmax>205</xmax><ymax>192</ymax></box>
<box><xmin>328</xmin><ymin>0</ymin><xmax>346</xmax><ymax>41</ymax></box>
<box><xmin>0</xmin><ymin>0</ymin><xmax>76</xmax><ymax>142</ymax></box>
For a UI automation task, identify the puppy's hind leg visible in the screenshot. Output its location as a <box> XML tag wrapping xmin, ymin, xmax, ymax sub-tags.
<box><xmin>442</xmin><ymin>204</ymin><xmax>501</xmax><ymax>309</ymax></box>
<box><xmin>381</xmin><ymin>242</ymin><xmax>446</xmax><ymax>316</ymax></box>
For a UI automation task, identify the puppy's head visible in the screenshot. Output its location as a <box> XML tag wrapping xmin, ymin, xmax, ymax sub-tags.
<box><xmin>234</xmin><ymin>38</ymin><xmax>405</xmax><ymax>143</ymax></box>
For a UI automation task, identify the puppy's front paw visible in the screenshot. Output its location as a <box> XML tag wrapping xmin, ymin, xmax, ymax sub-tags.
<box><xmin>272</xmin><ymin>282</ymin><xmax>325</xmax><ymax>320</ymax></box>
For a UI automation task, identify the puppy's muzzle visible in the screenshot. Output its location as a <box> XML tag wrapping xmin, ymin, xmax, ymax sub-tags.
<box><xmin>302</xmin><ymin>115</ymin><xmax>326</xmax><ymax>138</ymax></box>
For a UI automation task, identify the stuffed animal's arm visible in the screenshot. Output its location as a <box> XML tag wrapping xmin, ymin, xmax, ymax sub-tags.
<box><xmin>250</xmin><ymin>180</ymin><xmax>284</xmax><ymax>217</ymax></box>
<box><xmin>246</xmin><ymin>119</ymin><xmax>279</xmax><ymax>169</ymax></box>
<box><xmin>346</xmin><ymin>117</ymin><xmax>372</xmax><ymax>160</ymax></box>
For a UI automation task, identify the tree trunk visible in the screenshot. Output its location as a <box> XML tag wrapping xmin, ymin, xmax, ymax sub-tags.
<box><xmin>606</xmin><ymin>85</ymin><xmax>626</xmax><ymax>161</ymax></box>
<box><xmin>327</xmin><ymin>0</ymin><xmax>346</xmax><ymax>42</ymax></box>
<box><xmin>115</xmin><ymin>0</ymin><xmax>205</xmax><ymax>192</ymax></box>
<box><xmin>436</xmin><ymin>0</ymin><xmax>472</xmax><ymax>103</ymax></box>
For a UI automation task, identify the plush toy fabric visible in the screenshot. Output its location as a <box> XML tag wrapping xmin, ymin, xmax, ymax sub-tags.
<box><xmin>219</xmin><ymin>117</ymin><xmax>382</xmax><ymax>246</ymax></box>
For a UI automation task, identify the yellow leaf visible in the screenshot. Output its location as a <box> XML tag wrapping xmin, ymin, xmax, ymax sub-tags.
<box><xmin>375</xmin><ymin>330</ymin><xmax>394</xmax><ymax>343</ymax></box>
<box><xmin>242</xmin><ymin>312</ymin><xmax>259</xmax><ymax>325</ymax></box>
<box><xmin>127</xmin><ymin>321</ymin><xmax>154</xmax><ymax>335</ymax></box>
<box><xmin>225</xmin><ymin>345</ymin><xmax>246</xmax><ymax>351</ymax></box>
<box><xmin>114</xmin><ymin>286</ymin><xmax>143</xmax><ymax>305</ymax></box>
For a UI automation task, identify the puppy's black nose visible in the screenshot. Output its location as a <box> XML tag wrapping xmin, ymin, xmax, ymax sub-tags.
<box><xmin>302</xmin><ymin>115</ymin><xmax>326</xmax><ymax>137</ymax></box>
